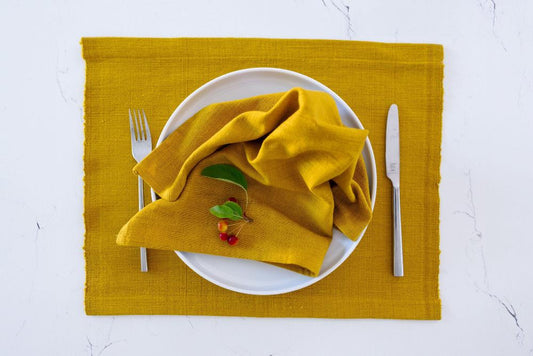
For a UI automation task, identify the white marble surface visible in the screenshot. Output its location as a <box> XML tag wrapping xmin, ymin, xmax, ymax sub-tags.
<box><xmin>1</xmin><ymin>0</ymin><xmax>533</xmax><ymax>355</ymax></box>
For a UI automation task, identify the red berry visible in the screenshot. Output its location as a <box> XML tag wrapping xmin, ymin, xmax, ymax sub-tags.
<box><xmin>227</xmin><ymin>235</ymin><xmax>238</xmax><ymax>245</ymax></box>
<box><xmin>219</xmin><ymin>232</ymin><xmax>228</xmax><ymax>241</ymax></box>
<box><xmin>228</xmin><ymin>197</ymin><xmax>238</xmax><ymax>203</ymax></box>
<box><xmin>217</xmin><ymin>220</ymin><xmax>228</xmax><ymax>232</ymax></box>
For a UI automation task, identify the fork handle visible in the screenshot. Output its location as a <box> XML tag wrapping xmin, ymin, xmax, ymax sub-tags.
<box><xmin>138</xmin><ymin>176</ymin><xmax>144</xmax><ymax>210</ymax></box>
<box><xmin>393</xmin><ymin>186</ymin><xmax>404</xmax><ymax>277</ymax></box>
<box><xmin>138</xmin><ymin>176</ymin><xmax>148</xmax><ymax>272</ymax></box>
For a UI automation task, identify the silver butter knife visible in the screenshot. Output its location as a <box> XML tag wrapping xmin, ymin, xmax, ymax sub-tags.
<box><xmin>386</xmin><ymin>104</ymin><xmax>404</xmax><ymax>277</ymax></box>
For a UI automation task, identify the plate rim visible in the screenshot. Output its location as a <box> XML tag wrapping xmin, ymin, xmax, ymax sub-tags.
<box><xmin>151</xmin><ymin>67</ymin><xmax>377</xmax><ymax>295</ymax></box>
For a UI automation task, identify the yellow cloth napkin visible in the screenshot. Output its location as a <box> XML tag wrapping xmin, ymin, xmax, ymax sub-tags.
<box><xmin>82</xmin><ymin>37</ymin><xmax>443</xmax><ymax>319</ymax></box>
<box><xmin>116</xmin><ymin>88</ymin><xmax>372</xmax><ymax>276</ymax></box>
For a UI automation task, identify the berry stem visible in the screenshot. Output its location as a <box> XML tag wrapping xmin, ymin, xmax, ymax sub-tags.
<box><xmin>228</xmin><ymin>220</ymin><xmax>245</xmax><ymax>231</ymax></box>
<box><xmin>234</xmin><ymin>222</ymin><xmax>246</xmax><ymax>237</ymax></box>
<box><xmin>241</xmin><ymin>186</ymin><xmax>249</xmax><ymax>210</ymax></box>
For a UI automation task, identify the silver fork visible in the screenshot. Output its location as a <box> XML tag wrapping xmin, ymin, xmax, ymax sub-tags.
<box><xmin>129</xmin><ymin>109</ymin><xmax>152</xmax><ymax>272</ymax></box>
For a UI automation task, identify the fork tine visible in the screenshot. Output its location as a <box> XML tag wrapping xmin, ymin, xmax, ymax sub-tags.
<box><xmin>129</xmin><ymin>109</ymin><xmax>136</xmax><ymax>141</ymax></box>
<box><xmin>142</xmin><ymin>109</ymin><xmax>150</xmax><ymax>142</ymax></box>
<box><xmin>137</xmin><ymin>109</ymin><xmax>145</xmax><ymax>141</ymax></box>
<box><xmin>133</xmin><ymin>108</ymin><xmax>142</xmax><ymax>141</ymax></box>
<box><xmin>132</xmin><ymin>108</ymin><xmax>138</xmax><ymax>140</ymax></box>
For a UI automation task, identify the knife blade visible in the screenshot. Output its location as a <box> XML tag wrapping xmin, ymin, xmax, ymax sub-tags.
<box><xmin>386</xmin><ymin>104</ymin><xmax>404</xmax><ymax>277</ymax></box>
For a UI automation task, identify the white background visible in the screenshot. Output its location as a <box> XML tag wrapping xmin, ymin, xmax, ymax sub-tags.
<box><xmin>1</xmin><ymin>0</ymin><xmax>533</xmax><ymax>355</ymax></box>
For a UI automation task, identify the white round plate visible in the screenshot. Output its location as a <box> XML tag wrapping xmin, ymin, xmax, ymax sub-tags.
<box><xmin>152</xmin><ymin>68</ymin><xmax>377</xmax><ymax>295</ymax></box>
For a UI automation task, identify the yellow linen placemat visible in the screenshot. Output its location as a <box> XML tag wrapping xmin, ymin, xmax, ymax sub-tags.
<box><xmin>82</xmin><ymin>37</ymin><xmax>442</xmax><ymax>319</ymax></box>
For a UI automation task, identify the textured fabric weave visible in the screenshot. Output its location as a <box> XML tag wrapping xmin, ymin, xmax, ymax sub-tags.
<box><xmin>82</xmin><ymin>37</ymin><xmax>443</xmax><ymax>319</ymax></box>
<box><xmin>117</xmin><ymin>88</ymin><xmax>372</xmax><ymax>277</ymax></box>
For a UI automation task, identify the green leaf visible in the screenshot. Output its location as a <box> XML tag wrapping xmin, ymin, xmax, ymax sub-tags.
<box><xmin>209</xmin><ymin>203</ymin><xmax>243</xmax><ymax>221</ymax></box>
<box><xmin>201</xmin><ymin>164</ymin><xmax>248</xmax><ymax>191</ymax></box>
<box><xmin>224</xmin><ymin>201</ymin><xmax>243</xmax><ymax>217</ymax></box>
<box><xmin>209</xmin><ymin>204</ymin><xmax>237</xmax><ymax>220</ymax></box>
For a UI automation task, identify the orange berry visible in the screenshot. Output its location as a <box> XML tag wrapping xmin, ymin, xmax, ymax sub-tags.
<box><xmin>217</xmin><ymin>220</ymin><xmax>228</xmax><ymax>233</ymax></box>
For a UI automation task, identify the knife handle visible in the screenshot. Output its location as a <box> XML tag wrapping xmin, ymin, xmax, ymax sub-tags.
<box><xmin>393</xmin><ymin>186</ymin><xmax>404</xmax><ymax>277</ymax></box>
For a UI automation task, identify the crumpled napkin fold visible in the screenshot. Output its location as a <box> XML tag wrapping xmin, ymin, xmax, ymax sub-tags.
<box><xmin>117</xmin><ymin>87</ymin><xmax>372</xmax><ymax>276</ymax></box>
